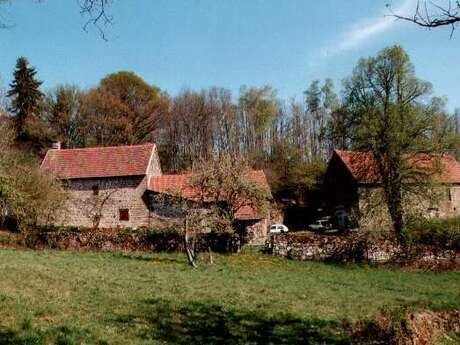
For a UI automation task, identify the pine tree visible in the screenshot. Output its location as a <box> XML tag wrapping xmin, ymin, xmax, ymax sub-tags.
<box><xmin>7</xmin><ymin>57</ymin><xmax>44</xmax><ymax>140</ymax></box>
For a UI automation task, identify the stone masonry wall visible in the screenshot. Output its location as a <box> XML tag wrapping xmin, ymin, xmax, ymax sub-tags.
<box><xmin>268</xmin><ymin>233</ymin><xmax>460</xmax><ymax>267</ymax></box>
<box><xmin>146</xmin><ymin>194</ymin><xmax>271</xmax><ymax>245</ymax></box>
<box><xmin>57</xmin><ymin>176</ymin><xmax>151</xmax><ymax>229</ymax></box>
<box><xmin>244</xmin><ymin>218</ymin><xmax>269</xmax><ymax>245</ymax></box>
<box><xmin>358</xmin><ymin>185</ymin><xmax>460</xmax><ymax>229</ymax></box>
<box><xmin>55</xmin><ymin>147</ymin><xmax>163</xmax><ymax>229</ymax></box>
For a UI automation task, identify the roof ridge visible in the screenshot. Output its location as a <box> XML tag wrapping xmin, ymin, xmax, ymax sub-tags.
<box><xmin>47</xmin><ymin>142</ymin><xmax>155</xmax><ymax>152</ymax></box>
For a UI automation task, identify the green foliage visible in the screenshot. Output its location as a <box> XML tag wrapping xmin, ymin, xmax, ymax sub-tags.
<box><xmin>0</xmin><ymin>123</ymin><xmax>67</xmax><ymax>232</ymax></box>
<box><xmin>238</xmin><ymin>85</ymin><xmax>278</xmax><ymax>139</ymax></box>
<box><xmin>267</xmin><ymin>140</ymin><xmax>326</xmax><ymax>195</ymax></box>
<box><xmin>0</xmin><ymin>249</ymin><xmax>459</xmax><ymax>344</ymax></box>
<box><xmin>342</xmin><ymin>45</ymin><xmax>459</xmax><ymax>239</ymax></box>
<box><xmin>435</xmin><ymin>334</ymin><xmax>460</xmax><ymax>345</ymax></box>
<box><xmin>142</xmin><ymin>227</ymin><xmax>182</xmax><ymax>252</ymax></box>
<box><xmin>405</xmin><ymin>217</ymin><xmax>460</xmax><ymax>250</ymax></box>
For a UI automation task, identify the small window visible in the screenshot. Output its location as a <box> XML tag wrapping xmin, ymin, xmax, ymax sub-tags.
<box><xmin>92</xmin><ymin>185</ymin><xmax>99</xmax><ymax>196</ymax></box>
<box><xmin>447</xmin><ymin>188</ymin><xmax>452</xmax><ymax>201</ymax></box>
<box><xmin>119</xmin><ymin>209</ymin><xmax>129</xmax><ymax>221</ymax></box>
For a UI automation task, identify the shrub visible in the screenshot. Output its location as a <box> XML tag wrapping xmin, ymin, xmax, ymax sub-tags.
<box><xmin>405</xmin><ymin>218</ymin><xmax>460</xmax><ymax>250</ymax></box>
<box><xmin>143</xmin><ymin>227</ymin><xmax>240</xmax><ymax>253</ymax></box>
<box><xmin>143</xmin><ymin>227</ymin><xmax>183</xmax><ymax>252</ymax></box>
<box><xmin>9</xmin><ymin>223</ymin><xmax>241</xmax><ymax>253</ymax></box>
<box><xmin>0</xmin><ymin>123</ymin><xmax>68</xmax><ymax>233</ymax></box>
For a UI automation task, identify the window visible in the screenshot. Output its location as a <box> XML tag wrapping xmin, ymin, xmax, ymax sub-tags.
<box><xmin>92</xmin><ymin>185</ymin><xmax>99</xmax><ymax>196</ymax></box>
<box><xmin>447</xmin><ymin>188</ymin><xmax>452</xmax><ymax>201</ymax></box>
<box><xmin>119</xmin><ymin>209</ymin><xmax>129</xmax><ymax>221</ymax></box>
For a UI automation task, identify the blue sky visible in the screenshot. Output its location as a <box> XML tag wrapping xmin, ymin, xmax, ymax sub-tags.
<box><xmin>0</xmin><ymin>0</ymin><xmax>458</xmax><ymax>110</ymax></box>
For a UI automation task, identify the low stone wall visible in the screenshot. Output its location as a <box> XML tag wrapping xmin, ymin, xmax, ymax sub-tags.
<box><xmin>266</xmin><ymin>232</ymin><xmax>460</xmax><ymax>268</ymax></box>
<box><xmin>267</xmin><ymin>233</ymin><xmax>396</xmax><ymax>261</ymax></box>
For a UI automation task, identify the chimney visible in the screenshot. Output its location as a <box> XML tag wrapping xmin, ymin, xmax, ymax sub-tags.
<box><xmin>52</xmin><ymin>141</ymin><xmax>61</xmax><ymax>150</ymax></box>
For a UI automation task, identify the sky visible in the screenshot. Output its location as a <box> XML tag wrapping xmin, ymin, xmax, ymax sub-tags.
<box><xmin>0</xmin><ymin>0</ymin><xmax>458</xmax><ymax>110</ymax></box>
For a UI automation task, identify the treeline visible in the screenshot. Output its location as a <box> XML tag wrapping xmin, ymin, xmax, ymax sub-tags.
<box><xmin>1</xmin><ymin>48</ymin><xmax>460</xmax><ymax>200</ymax></box>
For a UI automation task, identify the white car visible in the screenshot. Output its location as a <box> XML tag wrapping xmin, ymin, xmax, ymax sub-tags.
<box><xmin>269</xmin><ymin>224</ymin><xmax>289</xmax><ymax>234</ymax></box>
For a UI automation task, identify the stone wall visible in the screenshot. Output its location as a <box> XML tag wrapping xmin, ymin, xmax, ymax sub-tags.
<box><xmin>268</xmin><ymin>233</ymin><xmax>357</xmax><ymax>261</ymax></box>
<box><xmin>243</xmin><ymin>218</ymin><xmax>268</xmax><ymax>245</ymax></box>
<box><xmin>53</xmin><ymin>146</ymin><xmax>163</xmax><ymax>230</ymax></box>
<box><xmin>358</xmin><ymin>185</ymin><xmax>460</xmax><ymax>229</ymax></box>
<box><xmin>146</xmin><ymin>148</ymin><xmax>163</xmax><ymax>176</ymax></box>
<box><xmin>267</xmin><ymin>233</ymin><xmax>460</xmax><ymax>267</ymax></box>
<box><xmin>57</xmin><ymin>176</ymin><xmax>152</xmax><ymax>229</ymax></box>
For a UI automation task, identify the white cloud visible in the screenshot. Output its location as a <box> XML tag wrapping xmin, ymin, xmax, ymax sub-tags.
<box><xmin>319</xmin><ymin>0</ymin><xmax>417</xmax><ymax>57</ymax></box>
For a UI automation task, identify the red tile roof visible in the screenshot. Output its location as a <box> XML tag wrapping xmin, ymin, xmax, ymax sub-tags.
<box><xmin>41</xmin><ymin>143</ymin><xmax>156</xmax><ymax>179</ymax></box>
<box><xmin>148</xmin><ymin>170</ymin><xmax>271</xmax><ymax>220</ymax></box>
<box><xmin>334</xmin><ymin>150</ymin><xmax>460</xmax><ymax>184</ymax></box>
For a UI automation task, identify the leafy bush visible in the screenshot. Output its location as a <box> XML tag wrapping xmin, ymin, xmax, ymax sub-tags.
<box><xmin>0</xmin><ymin>123</ymin><xmax>68</xmax><ymax>233</ymax></box>
<box><xmin>16</xmin><ymin>225</ymin><xmax>240</xmax><ymax>253</ymax></box>
<box><xmin>143</xmin><ymin>227</ymin><xmax>239</xmax><ymax>253</ymax></box>
<box><xmin>405</xmin><ymin>218</ymin><xmax>460</xmax><ymax>250</ymax></box>
<box><xmin>143</xmin><ymin>227</ymin><xmax>182</xmax><ymax>252</ymax></box>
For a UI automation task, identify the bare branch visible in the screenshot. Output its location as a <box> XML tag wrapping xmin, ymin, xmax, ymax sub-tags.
<box><xmin>388</xmin><ymin>1</ymin><xmax>460</xmax><ymax>37</ymax></box>
<box><xmin>0</xmin><ymin>1</ymin><xmax>113</xmax><ymax>40</ymax></box>
<box><xmin>79</xmin><ymin>0</ymin><xmax>113</xmax><ymax>41</ymax></box>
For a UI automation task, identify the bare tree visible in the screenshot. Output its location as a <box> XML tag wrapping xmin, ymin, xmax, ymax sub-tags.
<box><xmin>155</xmin><ymin>155</ymin><xmax>270</xmax><ymax>268</ymax></box>
<box><xmin>389</xmin><ymin>1</ymin><xmax>460</xmax><ymax>36</ymax></box>
<box><xmin>71</xmin><ymin>187</ymin><xmax>119</xmax><ymax>229</ymax></box>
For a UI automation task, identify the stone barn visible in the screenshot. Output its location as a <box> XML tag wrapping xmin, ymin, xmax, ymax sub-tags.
<box><xmin>147</xmin><ymin>171</ymin><xmax>272</xmax><ymax>245</ymax></box>
<box><xmin>41</xmin><ymin>143</ymin><xmax>273</xmax><ymax>244</ymax></box>
<box><xmin>323</xmin><ymin>150</ymin><xmax>460</xmax><ymax>228</ymax></box>
<box><xmin>41</xmin><ymin>143</ymin><xmax>162</xmax><ymax>228</ymax></box>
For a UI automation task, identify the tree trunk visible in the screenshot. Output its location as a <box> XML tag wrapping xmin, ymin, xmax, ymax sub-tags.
<box><xmin>208</xmin><ymin>246</ymin><xmax>214</xmax><ymax>264</ymax></box>
<box><xmin>378</xmin><ymin>153</ymin><xmax>406</xmax><ymax>244</ymax></box>
<box><xmin>384</xmin><ymin>170</ymin><xmax>405</xmax><ymax>243</ymax></box>
<box><xmin>184</xmin><ymin>217</ymin><xmax>197</xmax><ymax>268</ymax></box>
<box><xmin>388</xmin><ymin>195</ymin><xmax>404</xmax><ymax>243</ymax></box>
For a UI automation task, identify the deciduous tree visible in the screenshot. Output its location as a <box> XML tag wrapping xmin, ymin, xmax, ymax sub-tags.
<box><xmin>43</xmin><ymin>85</ymin><xmax>83</xmax><ymax>148</ymax></box>
<box><xmin>0</xmin><ymin>122</ymin><xmax>67</xmax><ymax>233</ymax></box>
<box><xmin>342</xmin><ymin>45</ymin><xmax>457</xmax><ymax>241</ymax></box>
<box><xmin>79</xmin><ymin>71</ymin><xmax>168</xmax><ymax>146</ymax></box>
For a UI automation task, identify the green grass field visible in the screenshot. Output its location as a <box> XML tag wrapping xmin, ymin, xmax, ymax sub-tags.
<box><xmin>0</xmin><ymin>249</ymin><xmax>459</xmax><ymax>344</ymax></box>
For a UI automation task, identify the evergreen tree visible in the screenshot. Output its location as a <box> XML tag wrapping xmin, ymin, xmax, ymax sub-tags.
<box><xmin>7</xmin><ymin>57</ymin><xmax>44</xmax><ymax>140</ymax></box>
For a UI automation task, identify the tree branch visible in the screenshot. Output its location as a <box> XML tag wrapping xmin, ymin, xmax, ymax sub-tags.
<box><xmin>0</xmin><ymin>1</ymin><xmax>114</xmax><ymax>40</ymax></box>
<box><xmin>388</xmin><ymin>1</ymin><xmax>460</xmax><ymax>37</ymax></box>
<box><xmin>79</xmin><ymin>0</ymin><xmax>113</xmax><ymax>41</ymax></box>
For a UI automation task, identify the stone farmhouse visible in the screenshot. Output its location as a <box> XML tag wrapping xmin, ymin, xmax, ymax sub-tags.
<box><xmin>324</xmin><ymin>150</ymin><xmax>460</xmax><ymax>227</ymax></box>
<box><xmin>148</xmin><ymin>171</ymin><xmax>271</xmax><ymax>244</ymax></box>
<box><xmin>40</xmin><ymin>143</ymin><xmax>272</xmax><ymax>244</ymax></box>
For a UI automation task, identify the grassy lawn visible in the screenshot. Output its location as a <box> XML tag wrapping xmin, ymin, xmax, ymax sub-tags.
<box><xmin>0</xmin><ymin>249</ymin><xmax>459</xmax><ymax>344</ymax></box>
